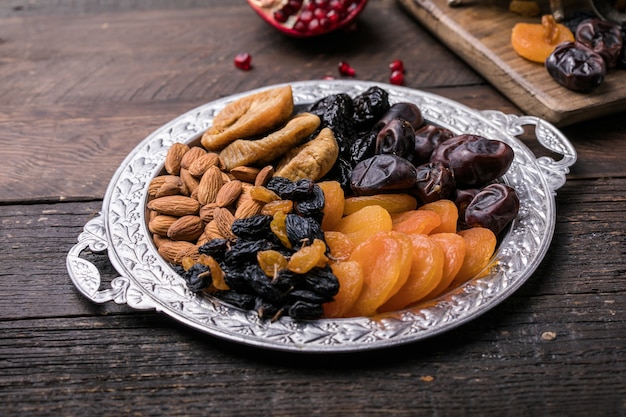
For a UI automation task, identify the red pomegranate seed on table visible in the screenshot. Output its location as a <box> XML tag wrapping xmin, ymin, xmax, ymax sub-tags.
<box><xmin>234</xmin><ymin>53</ymin><xmax>252</xmax><ymax>71</ymax></box>
<box><xmin>390</xmin><ymin>69</ymin><xmax>404</xmax><ymax>85</ymax></box>
<box><xmin>389</xmin><ymin>59</ymin><xmax>405</xmax><ymax>73</ymax></box>
<box><xmin>338</xmin><ymin>61</ymin><xmax>356</xmax><ymax>76</ymax></box>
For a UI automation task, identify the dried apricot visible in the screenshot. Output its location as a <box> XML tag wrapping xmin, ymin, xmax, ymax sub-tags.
<box><xmin>343</xmin><ymin>193</ymin><xmax>417</xmax><ymax>216</ymax></box>
<box><xmin>511</xmin><ymin>15</ymin><xmax>574</xmax><ymax>63</ymax></box>
<box><xmin>324</xmin><ymin>231</ymin><xmax>354</xmax><ymax>261</ymax></box>
<box><xmin>418</xmin><ymin>199</ymin><xmax>458</xmax><ymax>234</ymax></box>
<box><xmin>334</xmin><ymin>204</ymin><xmax>393</xmax><ymax>247</ymax></box>
<box><xmin>424</xmin><ymin>233</ymin><xmax>466</xmax><ymax>299</ymax></box>
<box><xmin>346</xmin><ymin>231</ymin><xmax>413</xmax><ymax>317</ymax></box>
<box><xmin>451</xmin><ymin>227</ymin><xmax>497</xmax><ymax>287</ymax></box>
<box><xmin>318</xmin><ymin>180</ymin><xmax>345</xmax><ymax>231</ymax></box>
<box><xmin>391</xmin><ymin>209</ymin><xmax>442</xmax><ymax>235</ymax></box>
<box><xmin>379</xmin><ymin>234</ymin><xmax>445</xmax><ymax>312</ymax></box>
<box><xmin>323</xmin><ymin>261</ymin><xmax>364</xmax><ymax>318</ymax></box>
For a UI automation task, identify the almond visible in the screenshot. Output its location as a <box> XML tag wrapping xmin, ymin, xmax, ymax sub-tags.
<box><xmin>167</xmin><ymin>215</ymin><xmax>204</xmax><ymax>241</ymax></box>
<box><xmin>255</xmin><ymin>165</ymin><xmax>275</xmax><ymax>186</ymax></box>
<box><xmin>147</xmin><ymin>195</ymin><xmax>200</xmax><ymax>216</ymax></box>
<box><xmin>213</xmin><ymin>207</ymin><xmax>236</xmax><ymax>241</ymax></box>
<box><xmin>152</xmin><ymin>234</ymin><xmax>173</xmax><ymax>249</ymax></box>
<box><xmin>180</xmin><ymin>146</ymin><xmax>206</xmax><ymax>169</ymax></box>
<box><xmin>148</xmin><ymin>176</ymin><xmax>167</xmax><ymax>197</ymax></box>
<box><xmin>164</xmin><ymin>143</ymin><xmax>189</xmax><ymax>175</ymax></box>
<box><xmin>179</xmin><ymin>168</ymin><xmax>199</xmax><ymax>194</ymax></box>
<box><xmin>157</xmin><ymin>241</ymin><xmax>198</xmax><ymax>264</ymax></box>
<box><xmin>204</xmin><ymin>220</ymin><xmax>225</xmax><ymax>240</ymax></box>
<box><xmin>188</xmin><ymin>152</ymin><xmax>220</xmax><ymax>177</ymax></box>
<box><xmin>155</xmin><ymin>175</ymin><xmax>188</xmax><ymax>198</ymax></box>
<box><xmin>149</xmin><ymin>215</ymin><xmax>179</xmax><ymax>236</ymax></box>
<box><xmin>230</xmin><ymin>166</ymin><xmax>260</xmax><ymax>183</ymax></box>
<box><xmin>197</xmin><ymin>165</ymin><xmax>223</xmax><ymax>205</ymax></box>
<box><xmin>234</xmin><ymin>199</ymin><xmax>265</xmax><ymax>219</ymax></box>
<box><xmin>199</xmin><ymin>203</ymin><xmax>218</xmax><ymax>222</ymax></box>
<box><xmin>215</xmin><ymin>180</ymin><xmax>243</xmax><ymax>207</ymax></box>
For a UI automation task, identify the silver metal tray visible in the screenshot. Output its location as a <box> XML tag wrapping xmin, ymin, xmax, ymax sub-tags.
<box><xmin>66</xmin><ymin>80</ymin><xmax>577</xmax><ymax>353</ymax></box>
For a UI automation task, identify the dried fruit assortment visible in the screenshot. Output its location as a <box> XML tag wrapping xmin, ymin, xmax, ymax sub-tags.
<box><xmin>147</xmin><ymin>84</ymin><xmax>519</xmax><ymax>321</ymax></box>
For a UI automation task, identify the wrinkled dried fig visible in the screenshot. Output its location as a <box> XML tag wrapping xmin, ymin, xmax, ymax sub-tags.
<box><xmin>274</xmin><ymin>127</ymin><xmax>339</xmax><ymax>181</ymax></box>
<box><xmin>201</xmin><ymin>85</ymin><xmax>294</xmax><ymax>151</ymax></box>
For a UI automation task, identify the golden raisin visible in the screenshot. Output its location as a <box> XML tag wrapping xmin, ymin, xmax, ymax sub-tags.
<box><xmin>287</xmin><ymin>239</ymin><xmax>328</xmax><ymax>274</ymax></box>
<box><xmin>257</xmin><ymin>250</ymin><xmax>288</xmax><ymax>278</ymax></box>
<box><xmin>270</xmin><ymin>211</ymin><xmax>292</xmax><ymax>249</ymax></box>
<box><xmin>261</xmin><ymin>199</ymin><xmax>294</xmax><ymax>216</ymax></box>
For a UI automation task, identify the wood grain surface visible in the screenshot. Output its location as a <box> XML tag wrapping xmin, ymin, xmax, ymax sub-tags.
<box><xmin>1</xmin><ymin>1</ymin><xmax>626</xmax><ymax>416</ymax></box>
<box><xmin>399</xmin><ymin>0</ymin><xmax>626</xmax><ymax>126</ymax></box>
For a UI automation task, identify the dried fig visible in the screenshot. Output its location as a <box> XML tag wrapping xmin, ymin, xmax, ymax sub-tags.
<box><xmin>274</xmin><ymin>127</ymin><xmax>339</xmax><ymax>181</ymax></box>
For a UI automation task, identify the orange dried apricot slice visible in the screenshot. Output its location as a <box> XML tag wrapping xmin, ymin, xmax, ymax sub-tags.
<box><xmin>391</xmin><ymin>209</ymin><xmax>442</xmax><ymax>235</ymax></box>
<box><xmin>418</xmin><ymin>199</ymin><xmax>458</xmax><ymax>234</ymax></box>
<box><xmin>345</xmin><ymin>231</ymin><xmax>413</xmax><ymax>317</ymax></box>
<box><xmin>324</xmin><ymin>231</ymin><xmax>354</xmax><ymax>261</ymax></box>
<box><xmin>317</xmin><ymin>180</ymin><xmax>345</xmax><ymax>231</ymax></box>
<box><xmin>379</xmin><ymin>233</ymin><xmax>445</xmax><ymax>312</ymax></box>
<box><xmin>451</xmin><ymin>227</ymin><xmax>497</xmax><ymax>287</ymax></box>
<box><xmin>511</xmin><ymin>15</ymin><xmax>574</xmax><ymax>63</ymax></box>
<box><xmin>424</xmin><ymin>232</ymin><xmax>466</xmax><ymax>299</ymax></box>
<box><xmin>343</xmin><ymin>193</ymin><xmax>417</xmax><ymax>216</ymax></box>
<box><xmin>334</xmin><ymin>204</ymin><xmax>393</xmax><ymax>247</ymax></box>
<box><xmin>323</xmin><ymin>261</ymin><xmax>364</xmax><ymax>318</ymax></box>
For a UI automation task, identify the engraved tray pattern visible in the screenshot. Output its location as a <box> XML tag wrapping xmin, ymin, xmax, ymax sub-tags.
<box><xmin>67</xmin><ymin>80</ymin><xmax>577</xmax><ymax>353</ymax></box>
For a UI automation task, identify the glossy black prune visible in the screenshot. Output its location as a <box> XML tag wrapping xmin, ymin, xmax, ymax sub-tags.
<box><xmin>411</xmin><ymin>161</ymin><xmax>455</xmax><ymax>204</ymax></box>
<box><xmin>350</xmin><ymin>154</ymin><xmax>417</xmax><ymax>196</ymax></box>
<box><xmin>375</xmin><ymin>102</ymin><xmax>424</xmax><ymax>130</ymax></box>
<box><xmin>231</xmin><ymin>215</ymin><xmax>274</xmax><ymax>240</ymax></box>
<box><xmin>413</xmin><ymin>124</ymin><xmax>455</xmax><ymax>164</ymax></box>
<box><xmin>545</xmin><ymin>41</ymin><xmax>606</xmax><ymax>93</ymax></box>
<box><xmin>285</xmin><ymin>213</ymin><xmax>325</xmax><ymax>250</ymax></box>
<box><xmin>375</xmin><ymin>118</ymin><xmax>416</xmax><ymax>161</ymax></box>
<box><xmin>576</xmin><ymin>18</ymin><xmax>623</xmax><ymax>68</ymax></box>
<box><xmin>352</xmin><ymin>86</ymin><xmax>391</xmax><ymax>132</ymax></box>
<box><xmin>321</xmin><ymin>156</ymin><xmax>353</xmax><ymax>192</ymax></box>
<box><xmin>350</xmin><ymin>129</ymin><xmax>378</xmax><ymax>165</ymax></box>
<box><xmin>464</xmin><ymin>183</ymin><xmax>520</xmax><ymax>236</ymax></box>
<box><xmin>430</xmin><ymin>134</ymin><xmax>514</xmax><ymax>187</ymax></box>
<box><xmin>308</xmin><ymin>93</ymin><xmax>355</xmax><ymax>137</ymax></box>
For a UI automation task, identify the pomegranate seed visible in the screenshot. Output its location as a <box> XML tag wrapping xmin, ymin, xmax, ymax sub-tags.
<box><xmin>338</xmin><ymin>61</ymin><xmax>356</xmax><ymax>77</ymax></box>
<box><xmin>274</xmin><ymin>10</ymin><xmax>288</xmax><ymax>23</ymax></box>
<box><xmin>234</xmin><ymin>53</ymin><xmax>252</xmax><ymax>71</ymax></box>
<box><xmin>389</xmin><ymin>59</ymin><xmax>405</xmax><ymax>73</ymax></box>
<box><xmin>299</xmin><ymin>9</ymin><xmax>313</xmax><ymax>23</ymax></box>
<box><xmin>390</xmin><ymin>69</ymin><xmax>404</xmax><ymax>85</ymax></box>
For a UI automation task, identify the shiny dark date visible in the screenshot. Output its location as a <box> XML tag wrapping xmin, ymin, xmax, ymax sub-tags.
<box><xmin>545</xmin><ymin>41</ymin><xmax>606</xmax><ymax>93</ymax></box>
<box><xmin>350</xmin><ymin>154</ymin><xmax>417</xmax><ymax>196</ymax></box>
<box><xmin>413</xmin><ymin>124</ymin><xmax>455</xmax><ymax>164</ymax></box>
<box><xmin>576</xmin><ymin>18</ymin><xmax>623</xmax><ymax>68</ymax></box>
<box><xmin>375</xmin><ymin>118</ymin><xmax>416</xmax><ymax>161</ymax></box>
<box><xmin>375</xmin><ymin>102</ymin><xmax>424</xmax><ymax>131</ymax></box>
<box><xmin>412</xmin><ymin>162</ymin><xmax>455</xmax><ymax>204</ymax></box>
<box><xmin>464</xmin><ymin>184</ymin><xmax>520</xmax><ymax>236</ymax></box>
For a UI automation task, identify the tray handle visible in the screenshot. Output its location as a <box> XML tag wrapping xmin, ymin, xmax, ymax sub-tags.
<box><xmin>66</xmin><ymin>214</ymin><xmax>157</xmax><ymax>310</ymax></box>
<box><xmin>481</xmin><ymin>111</ymin><xmax>577</xmax><ymax>192</ymax></box>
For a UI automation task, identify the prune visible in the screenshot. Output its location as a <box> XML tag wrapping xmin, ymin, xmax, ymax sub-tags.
<box><xmin>412</xmin><ymin>161</ymin><xmax>455</xmax><ymax>204</ymax></box>
<box><xmin>545</xmin><ymin>41</ymin><xmax>606</xmax><ymax>93</ymax></box>
<box><xmin>294</xmin><ymin>183</ymin><xmax>325</xmax><ymax>221</ymax></box>
<box><xmin>285</xmin><ymin>213</ymin><xmax>325</xmax><ymax>250</ymax></box>
<box><xmin>430</xmin><ymin>134</ymin><xmax>514</xmax><ymax>187</ymax></box>
<box><xmin>465</xmin><ymin>183</ymin><xmax>520</xmax><ymax>235</ymax></box>
<box><xmin>231</xmin><ymin>215</ymin><xmax>274</xmax><ymax>240</ymax></box>
<box><xmin>287</xmin><ymin>300</ymin><xmax>324</xmax><ymax>320</ymax></box>
<box><xmin>198</xmin><ymin>238</ymin><xmax>229</xmax><ymax>262</ymax></box>
<box><xmin>352</xmin><ymin>86</ymin><xmax>390</xmax><ymax>132</ymax></box>
<box><xmin>375</xmin><ymin>102</ymin><xmax>424</xmax><ymax>130</ymax></box>
<box><xmin>308</xmin><ymin>93</ymin><xmax>355</xmax><ymax>149</ymax></box>
<box><xmin>321</xmin><ymin>157</ymin><xmax>353</xmax><ymax>192</ymax></box>
<box><xmin>413</xmin><ymin>124</ymin><xmax>455</xmax><ymax>164</ymax></box>
<box><xmin>375</xmin><ymin>118</ymin><xmax>416</xmax><ymax>161</ymax></box>
<box><xmin>350</xmin><ymin>129</ymin><xmax>378</xmax><ymax>165</ymax></box>
<box><xmin>350</xmin><ymin>154</ymin><xmax>417</xmax><ymax>196</ymax></box>
<box><xmin>182</xmin><ymin>264</ymin><xmax>212</xmax><ymax>292</ymax></box>
<box><xmin>576</xmin><ymin>18</ymin><xmax>623</xmax><ymax>68</ymax></box>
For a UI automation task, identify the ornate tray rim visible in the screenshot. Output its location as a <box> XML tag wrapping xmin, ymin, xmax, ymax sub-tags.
<box><xmin>67</xmin><ymin>80</ymin><xmax>577</xmax><ymax>353</ymax></box>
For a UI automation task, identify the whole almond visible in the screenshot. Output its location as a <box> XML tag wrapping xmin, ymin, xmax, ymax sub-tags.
<box><xmin>199</xmin><ymin>202</ymin><xmax>218</xmax><ymax>222</ymax></box>
<box><xmin>234</xmin><ymin>199</ymin><xmax>265</xmax><ymax>219</ymax></box>
<box><xmin>152</xmin><ymin>233</ymin><xmax>173</xmax><ymax>249</ymax></box>
<box><xmin>148</xmin><ymin>176</ymin><xmax>167</xmax><ymax>197</ymax></box>
<box><xmin>213</xmin><ymin>207</ymin><xmax>236</xmax><ymax>241</ymax></box>
<box><xmin>155</xmin><ymin>175</ymin><xmax>188</xmax><ymax>198</ymax></box>
<box><xmin>164</xmin><ymin>143</ymin><xmax>189</xmax><ymax>175</ymax></box>
<box><xmin>204</xmin><ymin>220</ymin><xmax>225</xmax><ymax>240</ymax></box>
<box><xmin>255</xmin><ymin>165</ymin><xmax>275</xmax><ymax>186</ymax></box>
<box><xmin>167</xmin><ymin>215</ymin><xmax>204</xmax><ymax>241</ymax></box>
<box><xmin>180</xmin><ymin>168</ymin><xmax>199</xmax><ymax>194</ymax></box>
<box><xmin>230</xmin><ymin>166</ymin><xmax>260</xmax><ymax>183</ymax></box>
<box><xmin>197</xmin><ymin>165</ymin><xmax>223</xmax><ymax>205</ymax></box>
<box><xmin>157</xmin><ymin>240</ymin><xmax>198</xmax><ymax>264</ymax></box>
<box><xmin>180</xmin><ymin>146</ymin><xmax>207</xmax><ymax>169</ymax></box>
<box><xmin>216</xmin><ymin>180</ymin><xmax>243</xmax><ymax>207</ymax></box>
<box><xmin>147</xmin><ymin>195</ymin><xmax>200</xmax><ymax>216</ymax></box>
<box><xmin>149</xmin><ymin>214</ymin><xmax>179</xmax><ymax>236</ymax></box>
<box><xmin>188</xmin><ymin>152</ymin><xmax>220</xmax><ymax>177</ymax></box>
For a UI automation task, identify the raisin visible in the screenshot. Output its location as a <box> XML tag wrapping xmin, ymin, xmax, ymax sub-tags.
<box><xmin>231</xmin><ymin>215</ymin><xmax>273</xmax><ymax>240</ymax></box>
<box><xmin>182</xmin><ymin>263</ymin><xmax>212</xmax><ymax>292</ymax></box>
<box><xmin>294</xmin><ymin>184</ymin><xmax>325</xmax><ymax>221</ymax></box>
<box><xmin>198</xmin><ymin>238</ymin><xmax>229</xmax><ymax>263</ymax></box>
<box><xmin>285</xmin><ymin>213</ymin><xmax>325</xmax><ymax>250</ymax></box>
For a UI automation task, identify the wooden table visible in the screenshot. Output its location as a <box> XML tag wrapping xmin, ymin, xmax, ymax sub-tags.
<box><xmin>1</xmin><ymin>1</ymin><xmax>625</xmax><ymax>415</ymax></box>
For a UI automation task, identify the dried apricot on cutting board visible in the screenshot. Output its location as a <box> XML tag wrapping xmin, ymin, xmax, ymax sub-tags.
<box><xmin>391</xmin><ymin>209</ymin><xmax>442</xmax><ymax>235</ymax></box>
<box><xmin>511</xmin><ymin>15</ymin><xmax>574</xmax><ymax>63</ymax></box>
<box><xmin>334</xmin><ymin>204</ymin><xmax>393</xmax><ymax>247</ymax></box>
<box><xmin>345</xmin><ymin>231</ymin><xmax>413</xmax><ymax>317</ymax></box>
<box><xmin>451</xmin><ymin>227</ymin><xmax>497</xmax><ymax>287</ymax></box>
<box><xmin>379</xmin><ymin>233</ymin><xmax>445</xmax><ymax>312</ymax></box>
<box><xmin>318</xmin><ymin>180</ymin><xmax>345</xmax><ymax>231</ymax></box>
<box><xmin>424</xmin><ymin>232</ymin><xmax>466</xmax><ymax>298</ymax></box>
<box><xmin>343</xmin><ymin>193</ymin><xmax>417</xmax><ymax>216</ymax></box>
<box><xmin>418</xmin><ymin>199</ymin><xmax>458</xmax><ymax>234</ymax></box>
<box><xmin>323</xmin><ymin>261</ymin><xmax>364</xmax><ymax>318</ymax></box>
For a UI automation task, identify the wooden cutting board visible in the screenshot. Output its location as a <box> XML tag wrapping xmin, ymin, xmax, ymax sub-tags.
<box><xmin>398</xmin><ymin>0</ymin><xmax>626</xmax><ymax>126</ymax></box>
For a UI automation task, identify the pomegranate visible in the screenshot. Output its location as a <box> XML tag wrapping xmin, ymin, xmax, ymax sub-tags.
<box><xmin>247</xmin><ymin>0</ymin><xmax>369</xmax><ymax>37</ymax></box>
<box><xmin>234</xmin><ymin>53</ymin><xmax>253</xmax><ymax>70</ymax></box>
